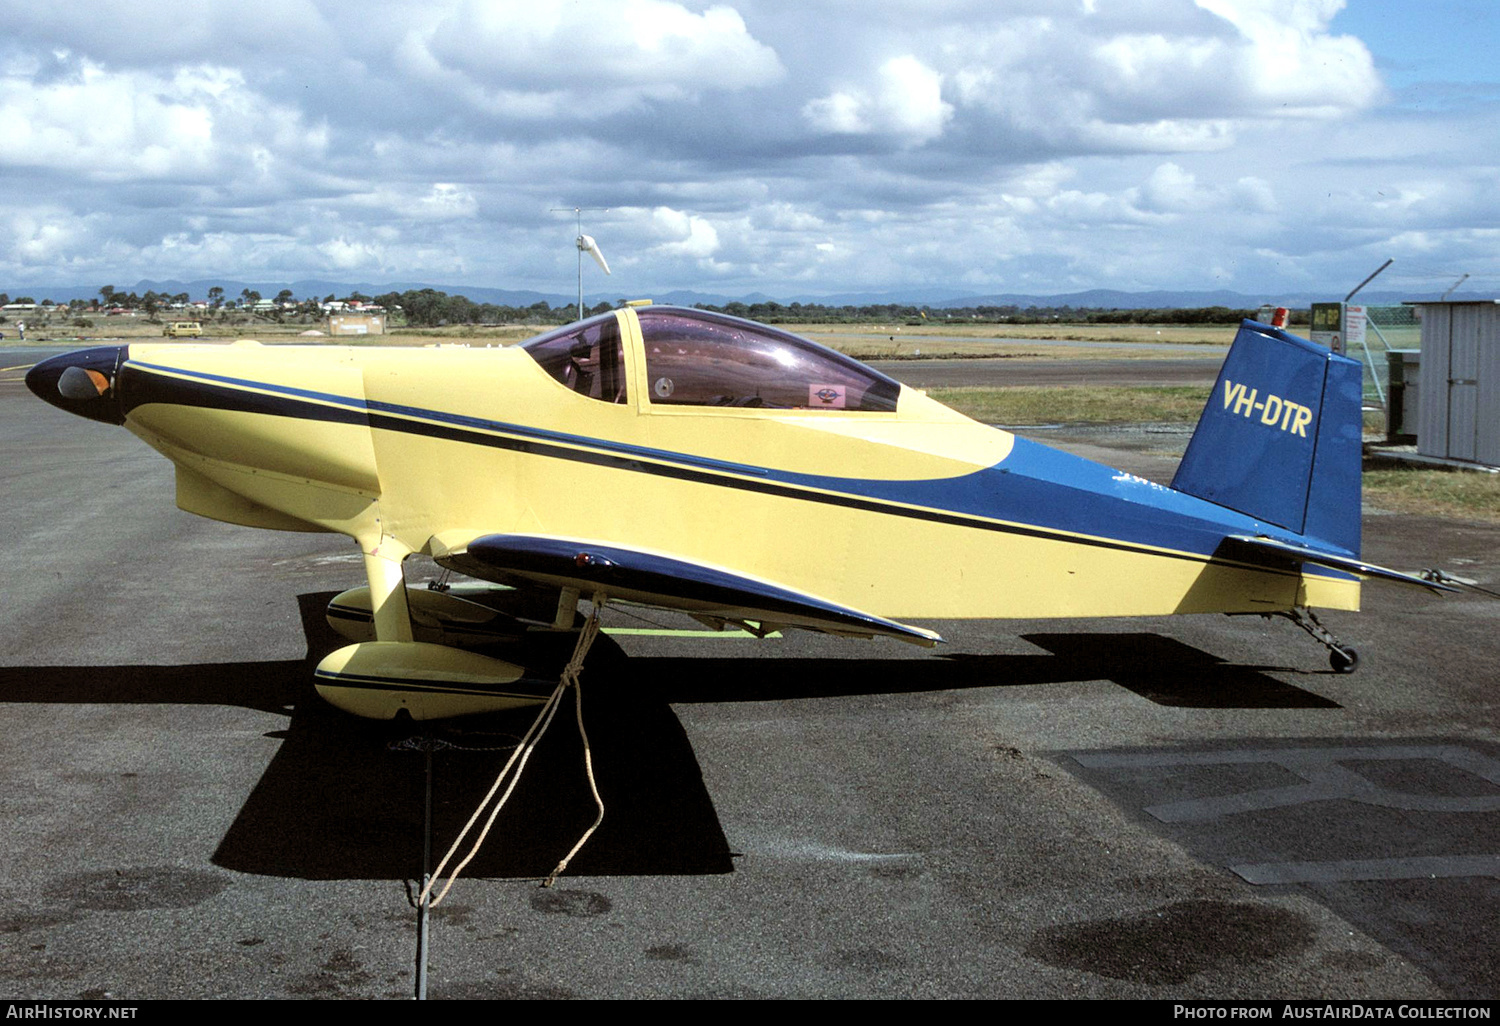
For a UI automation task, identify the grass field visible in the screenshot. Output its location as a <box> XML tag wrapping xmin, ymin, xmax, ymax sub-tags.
<box><xmin>799</xmin><ymin>321</ymin><xmax>1237</xmax><ymax>345</ymax></box>
<box><xmin>1</xmin><ymin>313</ymin><xmax>1237</xmax><ymax>360</ymax></box>
<box><xmin>1364</xmin><ymin>466</ymin><xmax>1500</xmax><ymax>524</ymax></box>
<box><xmin>801</xmin><ymin>321</ymin><xmax>1234</xmax><ymax>360</ymax></box>
<box><xmin>931</xmin><ymin>385</ymin><xmax>1212</xmax><ymax>424</ymax></box>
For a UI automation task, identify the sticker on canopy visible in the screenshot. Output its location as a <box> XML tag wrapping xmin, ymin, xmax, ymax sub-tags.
<box><xmin>810</xmin><ymin>385</ymin><xmax>846</xmax><ymax>408</ymax></box>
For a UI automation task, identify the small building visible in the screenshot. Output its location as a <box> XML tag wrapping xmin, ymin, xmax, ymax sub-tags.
<box><xmin>1410</xmin><ymin>299</ymin><xmax>1500</xmax><ymax>467</ymax></box>
<box><xmin>328</xmin><ymin>314</ymin><xmax>385</xmax><ymax>336</ymax></box>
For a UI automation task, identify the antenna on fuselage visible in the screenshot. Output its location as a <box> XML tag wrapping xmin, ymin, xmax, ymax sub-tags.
<box><xmin>550</xmin><ymin>206</ymin><xmax>611</xmax><ymax>320</ymax></box>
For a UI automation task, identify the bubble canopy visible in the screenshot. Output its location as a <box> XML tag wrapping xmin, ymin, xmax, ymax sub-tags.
<box><xmin>522</xmin><ymin>306</ymin><xmax>902</xmax><ymax>412</ymax></box>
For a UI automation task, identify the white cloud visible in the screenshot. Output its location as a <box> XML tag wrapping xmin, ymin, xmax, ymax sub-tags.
<box><xmin>931</xmin><ymin>0</ymin><xmax>1380</xmax><ymax>159</ymax></box>
<box><xmin>1129</xmin><ymin>162</ymin><xmax>1280</xmax><ymax>217</ymax></box>
<box><xmin>1384</xmin><ymin>230</ymin><xmax>1441</xmax><ymax>254</ymax></box>
<box><xmin>1192</xmin><ymin>0</ymin><xmax>1384</xmax><ymax>114</ymax></box>
<box><xmin>319</xmin><ymin>236</ymin><xmax>389</xmax><ymax>271</ymax></box>
<box><xmin>0</xmin><ymin>59</ymin><xmax>325</xmax><ymax>186</ymax></box>
<box><xmin>879</xmin><ymin>57</ymin><xmax>952</xmax><ymax>142</ymax></box>
<box><xmin>0</xmin><ymin>3</ymin><xmax>335</xmax><ymax>66</ymax></box>
<box><xmin>0</xmin><ymin>1</ymin><xmax>1493</xmax><ymax>298</ymax></box>
<box><xmin>416</xmin><ymin>184</ymin><xmax>479</xmax><ymax>221</ymax></box>
<box><xmin>6</xmin><ymin>210</ymin><xmax>87</xmax><ymax>264</ymax></box>
<box><xmin>1137</xmin><ymin>162</ymin><xmax>1202</xmax><ymax>212</ymax></box>
<box><xmin>803</xmin><ymin>91</ymin><xmax>869</xmax><ymax>134</ymax></box>
<box><xmin>399</xmin><ymin>0</ymin><xmax>783</xmax><ymax>118</ymax></box>
<box><xmin>1229</xmin><ymin>176</ymin><xmax>1277</xmax><ymax>214</ymax></box>
<box><xmin>646</xmin><ymin>207</ymin><xmax>722</xmax><ymax>259</ymax></box>
<box><xmin>759</xmin><ymin>203</ymin><xmax>825</xmax><ymax>232</ymax></box>
<box><xmin>804</xmin><ymin>56</ymin><xmax>952</xmax><ymax>145</ymax></box>
<box><xmin>1001</xmin><ymin>163</ymin><xmax>1079</xmax><ymax>198</ymax></box>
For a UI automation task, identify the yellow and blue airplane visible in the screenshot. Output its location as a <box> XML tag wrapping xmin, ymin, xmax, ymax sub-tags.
<box><xmin>26</xmin><ymin>304</ymin><xmax>1446</xmax><ymax>719</ymax></box>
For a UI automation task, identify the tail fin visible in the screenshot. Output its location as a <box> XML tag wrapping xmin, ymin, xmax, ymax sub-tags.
<box><xmin>1171</xmin><ymin>320</ymin><xmax>1364</xmax><ymax>555</ymax></box>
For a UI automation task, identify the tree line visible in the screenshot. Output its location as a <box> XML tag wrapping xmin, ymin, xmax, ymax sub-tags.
<box><xmin>377</xmin><ymin>291</ymin><xmax>1297</xmax><ymax>328</ymax></box>
<box><xmin>369</xmin><ymin>288</ymin><xmax>597</xmax><ymax>328</ymax></box>
<box><xmin>1</xmin><ymin>284</ymin><xmax>1305</xmax><ymax>329</ymax></box>
<box><xmin>692</xmin><ymin>300</ymin><xmax>1307</xmax><ymax>326</ymax></box>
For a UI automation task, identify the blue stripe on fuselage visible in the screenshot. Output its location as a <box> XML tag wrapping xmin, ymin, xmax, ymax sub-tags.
<box><xmin>125</xmin><ymin>360</ymin><xmax>769</xmax><ymax>479</ymax></box>
<box><xmin>766</xmin><ymin>436</ymin><xmax>1283</xmax><ymax>562</ymax></box>
<box><xmin>123</xmin><ymin>360</ymin><xmax>1298</xmax><ymax>567</ymax></box>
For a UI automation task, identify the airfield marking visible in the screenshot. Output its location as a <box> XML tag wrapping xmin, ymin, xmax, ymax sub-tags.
<box><xmin>1072</xmin><ymin>744</ymin><xmax>1500</xmax><ymax>822</ymax></box>
<box><xmin>1229</xmin><ymin>854</ymin><xmax>1500</xmax><ymax>885</ymax></box>
<box><xmin>1071</xmin><ymin>743</ymin><xmax>1500</xmax><ymax>889</ymax></box>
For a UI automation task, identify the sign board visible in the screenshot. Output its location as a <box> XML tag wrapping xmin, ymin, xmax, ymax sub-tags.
<box><xmin>1344</xmin><ymin>305</ymin><xmax>1366</xmax><ymax>354</ymax></box>
<box><xmin>1310</xmin><ymin>302</ymin><xmax>1346</xmax><ymax>354</ymax></box>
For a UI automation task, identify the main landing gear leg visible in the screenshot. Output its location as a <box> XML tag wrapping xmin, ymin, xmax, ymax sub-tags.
<box><xmin>363</xmin><ymin>537</ymin><xmax>414</xmax><ymax>643</ymax></box>
<box><xmin>1273</xmin><ymin>606</ymin><xmax>1359</xmax><ymax>673</ymax></box>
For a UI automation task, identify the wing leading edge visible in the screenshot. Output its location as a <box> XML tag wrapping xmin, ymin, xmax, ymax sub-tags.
<box><xmin>441</xmin><ymin>533</ymin><xmax>943</xmax><ymax>647</ymax></box>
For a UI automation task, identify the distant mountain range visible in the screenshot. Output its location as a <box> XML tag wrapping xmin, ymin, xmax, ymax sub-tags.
<box><xmin>0</xmin><ymin>277</ymin><xmax>1466</xmax><ymax>310</ymax></box>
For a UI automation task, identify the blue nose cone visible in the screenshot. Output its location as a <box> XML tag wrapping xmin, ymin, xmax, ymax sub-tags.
<box><xmin>25</xmin><ymin>346</ymin><xmax>129</xmax><ymax>425</ymax></box>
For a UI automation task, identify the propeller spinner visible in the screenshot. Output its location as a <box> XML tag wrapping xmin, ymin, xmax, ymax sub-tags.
<box><xmin>25</xmin><ymin>345</ymin><xmax>128</xmax><ymax>425</ymax></box>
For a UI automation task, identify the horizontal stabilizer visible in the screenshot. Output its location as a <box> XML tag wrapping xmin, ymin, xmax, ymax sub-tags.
<box><xmin>1223</xmin><ymin>535</ymin><xmax>1458</xmax><ymax>594</ymax></box>
<box><xmin>453</xmin><ymin>534</ymin><xmax>943</xmax><ymax>646</ymax></box>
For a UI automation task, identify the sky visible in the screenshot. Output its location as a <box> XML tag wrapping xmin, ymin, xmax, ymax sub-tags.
<box><xmin>0</xmin><ymin>0</ymin><xmax>1496</xmax><ymax>301</ymax></box>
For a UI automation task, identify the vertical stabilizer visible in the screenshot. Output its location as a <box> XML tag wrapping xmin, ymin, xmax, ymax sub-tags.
<box><xmin>1171</xmin><ymin>320</ymin><xmax>1364</xmax><ymax>555</ymax></box>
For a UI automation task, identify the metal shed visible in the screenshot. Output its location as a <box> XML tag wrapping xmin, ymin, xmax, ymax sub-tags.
<box><xmin>1411</xmin><ymin>299</ymin><xmax>1500</xmax><ymax>467</ymax></box>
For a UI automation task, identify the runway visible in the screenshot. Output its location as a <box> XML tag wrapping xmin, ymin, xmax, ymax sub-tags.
<box><xmin>1</xmin><ymin>353</ymin><xmax>1496</xmax><ymax>1000</ymax></box>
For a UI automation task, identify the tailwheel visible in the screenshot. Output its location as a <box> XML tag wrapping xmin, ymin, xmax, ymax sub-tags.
<box><xmin>1271</xmin><ymin>606</ymin><xmax>1361</xmax><ymax>674</ymax></box>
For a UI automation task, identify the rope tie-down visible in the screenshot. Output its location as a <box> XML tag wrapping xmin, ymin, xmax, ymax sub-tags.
<box><xmin>417</xmin><ymin>603</ymin><xmax>606</xmax><ymax>907</ymax></box>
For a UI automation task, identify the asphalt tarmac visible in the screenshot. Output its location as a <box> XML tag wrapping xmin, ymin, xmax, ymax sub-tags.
<box><xmin>1</xmin><ymin>353</ymin><xmax>1496</xmax><ymax>1001</ymax></box>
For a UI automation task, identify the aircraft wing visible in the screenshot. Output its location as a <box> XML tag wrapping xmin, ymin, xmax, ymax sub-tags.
<box><xmin>436</xmin><ymin>533</ymin><xmax>943</xmax><ymax>647</ymax></box>
<box><xmin>1223</xmin><ymin>535</ymin><xmax>1458</xmax><ymax>594</ymax></box>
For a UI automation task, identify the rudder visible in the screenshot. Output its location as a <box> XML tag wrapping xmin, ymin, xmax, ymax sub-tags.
<box><xmin>1171</xmin><ymin>320</ymin><xmax>1363</xmax><ymax>555</ymax></box>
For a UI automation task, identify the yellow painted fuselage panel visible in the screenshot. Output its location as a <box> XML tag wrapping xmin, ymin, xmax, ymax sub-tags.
<box><xmin>116</xmin><ymin>326</ymin><xmax>1358</xmax><ymax>623</ymax></box>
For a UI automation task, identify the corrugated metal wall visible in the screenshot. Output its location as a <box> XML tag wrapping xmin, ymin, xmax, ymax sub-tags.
<box><xmin>1416</xmin><ymin>301</ymin><xmax>1499</xmax><ymax>466</ymax></box>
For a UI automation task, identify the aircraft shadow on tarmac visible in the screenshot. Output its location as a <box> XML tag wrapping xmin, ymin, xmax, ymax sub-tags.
<box><xmin>0</xmin><ymin>592</ymin><xmax>732</xmax><ymax>882</ymax></box>
<box><xmin>215</xmin><ymin>593</ymin><xmax>736</xmax><ymax>882</ymax></box>
<box><xmin>644</xmin><ymin>633</ymin><xmax>1340</xmax><ymax>711</ymax></box>
<box><xmin>0</xmin><ymin>592</ymin><xmax>1336</xmax><ymax>883</ymax></box>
